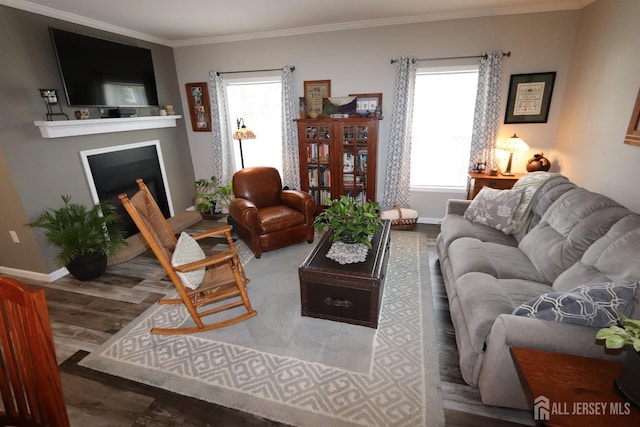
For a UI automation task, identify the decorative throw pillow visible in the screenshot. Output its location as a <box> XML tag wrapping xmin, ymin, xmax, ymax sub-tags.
<box><xmin>513</xmin><ymin>282</ymin><xmax>638</xmax><ymax>327</ymax></box>
<box><xmin>463</xmin><ymin>187</ymin><xmax>523</xmax><ymax>232</ymax></box>
<box><xmin>171</xmin><ymin>232</ymin><xmax>206</xmax><ymax>290</ymax></box>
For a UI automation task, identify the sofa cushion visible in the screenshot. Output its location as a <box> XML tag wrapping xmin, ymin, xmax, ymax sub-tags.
<box><xmin>513</xmin><ymin>282</ymin><xmax>638</xmax><ymax>327</ymax></box>
<box><xmin>463</xmin><ymin>187</ymin><xmax>523</xmax><ymax>232</ymax></box>
<box><xmin>519</xmin><ymin>188</ymin><xmax>631</xmax><ymax>283</ymax></box>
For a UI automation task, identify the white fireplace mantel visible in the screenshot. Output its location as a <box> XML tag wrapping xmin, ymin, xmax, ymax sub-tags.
<box><xmin>34</xmin><ymin>115</ymin><xmax>182</xmax><ymax>138</ymax></box>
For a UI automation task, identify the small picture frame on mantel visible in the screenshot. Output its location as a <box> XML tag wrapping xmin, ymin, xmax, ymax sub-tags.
<box><xmin>185</xmin><ymin>82</ymin><xmax>211</xmax><ymax>132</ymax></box>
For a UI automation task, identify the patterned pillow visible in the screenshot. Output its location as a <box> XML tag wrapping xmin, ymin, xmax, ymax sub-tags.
<box><xmin>513</xmin><ymin>282</ymin><xmax>638</xmax><ymax>327</ymax></box>
<box><xmin>171</xmin><ymin>232</ymin><xmax>205</xmax><ymax>290</ymax></box>
<box><xmin>463</xmin><ymin>187</ymin><xmax>523</xmax><ymax>232</ymax></box>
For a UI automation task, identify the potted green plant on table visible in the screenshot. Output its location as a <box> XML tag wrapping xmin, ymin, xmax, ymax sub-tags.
<box><xmin>596</xmin><ymin>313</ymin><xmax>640</xmax><ymax>407</ymax></box>
<box><xmin>29</xmin><ymin>195</ymin><xmax>127</xmax><ymax>281</ymax></box>
<box><xmin>314</xmin><ymin>195</ymin><xmax>382</xmax><ymax>249</ymax></box>
<box><xmin>194</xmin><ymin>176</ymin><xmax>234</xmax><ymax>218</ymax></box>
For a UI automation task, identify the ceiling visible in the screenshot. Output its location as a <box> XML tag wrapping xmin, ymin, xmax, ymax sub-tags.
<box><xmin>4</xmin><ymin>0</ymin><xmax>594</xmax><ymax>46</ymax></box>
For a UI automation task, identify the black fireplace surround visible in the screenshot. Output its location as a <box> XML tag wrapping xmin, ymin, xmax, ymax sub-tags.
<box><xmin>86</xmin><ymin>144</ymin><xmax>171</xmax><ymax>237</ymax></box>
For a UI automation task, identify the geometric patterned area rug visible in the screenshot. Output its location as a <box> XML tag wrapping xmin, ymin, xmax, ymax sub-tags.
<box><xmin>79</xmin><ymin>231</ymin><xmax>445</xmax><ymax>426</ymax></box>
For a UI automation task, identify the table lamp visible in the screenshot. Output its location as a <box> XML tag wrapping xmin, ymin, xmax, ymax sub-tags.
<box><xmin>496</xmin><ymin>133</ymin><xmax>529</xmax><ymax>176</ymax></box>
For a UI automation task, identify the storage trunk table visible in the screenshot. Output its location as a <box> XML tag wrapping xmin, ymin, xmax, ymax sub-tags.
<box><xmin>298</xmin><ymin>220</ymin><xmax>391</xmax><ymax>328</ymax></box>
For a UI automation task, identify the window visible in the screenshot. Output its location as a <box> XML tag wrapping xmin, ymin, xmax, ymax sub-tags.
<box><xmin>410</xmin><ymin>66</ymin><xmax>479</xmax><ymax>190</ymax></box>
<box><xmin>225</xmin><ymin>78</ymin><xmax>282</xmax><ymax>173</ymax></box>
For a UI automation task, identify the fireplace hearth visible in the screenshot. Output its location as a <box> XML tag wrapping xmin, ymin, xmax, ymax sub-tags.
<box><xmin>80</xmin><ymin>141</ymin><xmax>173</xmax><ymax>237</ymax></box>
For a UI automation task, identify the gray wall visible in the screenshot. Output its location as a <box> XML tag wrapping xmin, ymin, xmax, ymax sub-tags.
<box><xmin>553</xmin><ymin>0</ymin><xmax>640</xmax><ymax>213</ymax></box>
<box><xmin>174</xmin><ymin>10</ymin><xmax>581</xmax><ymax>222</ymax></box>
<box><xmin>0</xmin><ymin>6</ymin><xmax>194</xmax><ymax>277</ymax></box>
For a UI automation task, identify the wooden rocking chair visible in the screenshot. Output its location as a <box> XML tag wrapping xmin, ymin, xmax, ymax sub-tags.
<box><xmin>0</xmin><ymin>276</ymin><xmax>70</xmax><ymax>427</ymax></box>
<box><xmin>119</xmin><ymin>179</ymin><xmax>256</xmax><ymax>335</ymax></box>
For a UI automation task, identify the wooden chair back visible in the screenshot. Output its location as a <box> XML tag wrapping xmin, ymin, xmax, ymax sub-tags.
<box><xmin>0</xmin><ymin>276</ymin><xmax>70</xmax><ymax>427</ymax></box>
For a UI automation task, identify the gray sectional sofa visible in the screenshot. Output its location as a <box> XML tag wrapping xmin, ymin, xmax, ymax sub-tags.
<box><xmin>435</xmin><ymin>172</ymin><xmax>640</xmax><ymax>410</ymax></box>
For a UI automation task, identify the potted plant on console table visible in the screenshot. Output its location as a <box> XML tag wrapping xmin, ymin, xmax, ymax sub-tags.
<box><xmin>29</xmin><ymin>195</ymin><xmax>127</xmax><ymax>281</ymax></box>
<box><xmin>596</xmin><ymin>313</ymin><xmax>640</xmax><ymax>407</ymax></box>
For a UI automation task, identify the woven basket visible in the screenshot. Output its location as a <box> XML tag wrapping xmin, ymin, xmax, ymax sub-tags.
<box><xmin>390</xmin><ymin>205</ymin><xmax>417</xmax><ymax>231</ymax></box>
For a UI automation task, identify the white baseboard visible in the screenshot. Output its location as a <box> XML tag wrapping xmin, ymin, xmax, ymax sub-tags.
<box><xmin>0</xmin><ymin>265</ymin><xmax>68</xmax><ymax>283</ymax></box>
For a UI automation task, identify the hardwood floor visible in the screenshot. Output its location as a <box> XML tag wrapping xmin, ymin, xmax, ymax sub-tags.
<box><xmin>6</xmin><ymin>221</ymin><xmax>534</xmax><ymax>426</ymax></box>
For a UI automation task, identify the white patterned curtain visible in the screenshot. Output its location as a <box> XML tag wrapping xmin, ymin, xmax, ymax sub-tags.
<box><xmin>208</xmin><ymin>71</ymin><xmax>234</xmax><ymax>185</ymax></box>
<box><xmin>281</xmin><ymin>66</ymin><xmax>300</xmax><ymax>189</ymax></box>
<box><xmin>382</xmin><ymin>57</ymin><xmax>417</xmax><ymax>207</ymax></box>
<box><xmin>468</xmin><ymin>51</ymin><xmax>504</xmax><ymax>171</ymax></box>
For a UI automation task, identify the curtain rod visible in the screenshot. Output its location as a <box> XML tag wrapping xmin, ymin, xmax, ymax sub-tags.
<box><xmin>390</xmin><ymin>51</ymin><xmax>510</xmax><ymax>64</ymax></box>
<box><xmin>216</xmin><ymin>65</ymin><xmax>295</xmax><ymax>76</ymax></box>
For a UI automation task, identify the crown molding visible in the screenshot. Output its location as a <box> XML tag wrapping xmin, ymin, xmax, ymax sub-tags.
<box><xmin>3</xmin><ymin>0</ymin><xmax>592</xmax><ymax>48</ymax></box>
<box><xmin>0</xmin><ymin>0</ymin><xmax>174</xmax><ymax>46</ymax></box>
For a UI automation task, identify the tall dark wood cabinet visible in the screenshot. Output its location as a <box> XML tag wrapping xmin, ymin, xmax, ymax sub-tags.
<box><xmin>296</xmin><ymin>117</ymin><xmax>378</xmax><ymax>213</ymax></box>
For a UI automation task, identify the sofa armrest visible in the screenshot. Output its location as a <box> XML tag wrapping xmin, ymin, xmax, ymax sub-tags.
<box><xmin>281</xmin><ymin>190</ymin><xmax>315</xmax><ymax>219</ymax></box>
<box><xmin>478</xmin><ymin>314</ymin><xmax>624</xmax><ymax>409</ymax></box>
<box><xmin>446</xmin><ymin>199</ymin><xmax>472</xmax><ymax>216</ymax></box>
<box><xmin>229</xmin><ymin>198</ymin><xmax>258</xmax><ymax>230</ymax></box>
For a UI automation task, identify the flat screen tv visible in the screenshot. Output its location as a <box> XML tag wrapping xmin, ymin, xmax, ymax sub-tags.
<box><xmin>50</xmin><ymin>27</ymin><xmax>159</xmax><ymax>107</ymax></box>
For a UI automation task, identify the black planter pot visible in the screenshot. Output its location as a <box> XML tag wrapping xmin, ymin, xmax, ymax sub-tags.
<box><xmin>615</xmin><ymin>350</ymin><xmax>640</xmax><ymax>409</ymax></box>
<box><xmin>66</xmin><ymin>252</ymin><xmax>108</xmax><ymax>281</ymax></box>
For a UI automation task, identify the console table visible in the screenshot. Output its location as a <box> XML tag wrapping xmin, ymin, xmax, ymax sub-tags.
<box><xmin>298</xmin><ymin>220</ymin><xmax>391</xmax><ymax>328</ymax></box>
<box><xmin>511</xmin><ymin>347</ymin><xmax>640</xmax><ymax>426</ymax></box>
<box><xmin>467</xmin><ymin>172</ymin><xmax>524</xmax><ymax>199</ymax></box>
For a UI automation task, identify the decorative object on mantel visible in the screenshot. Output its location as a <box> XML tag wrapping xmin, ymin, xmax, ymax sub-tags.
<box><xmin>504</xmin><ymin>72</ymin><xmax>556</xmax><ymax>124</ymax></box>
<box><xmin>74</xmin><ymin>108</ymin><xmax>90</xmax><ymax>120</ymax></box>
<box><xmin>39</xmin><ymin>89</ymin><xmax>68</xmax><ymax>121</ymax></box>
<box><xmin>314</xmin><ymin>195</ymin><xmax>382</xmax><ymax>263</ymax></box>
<box><xmin>165</xmin><ymin>104</ymin><xmax>175</xmax><ymax>115</ymax></box>
<box><xmin>624</xmin><ymin>88</ymin><xmax>640</xmax><ymax>147</ymax></box>
<box><xmin>185</xmin><ymin>82</ymin><xmax>211</xmax><ymax>132</ymax></box>
<box><xmin>526</xmin><ymin>152</ymin><xmax>551</xmax><ymax>172</ymax></box>
<box><xmin>496</xmin><ymin>133</ymin><xmax>530</xmax><ymax>176</ymax></box>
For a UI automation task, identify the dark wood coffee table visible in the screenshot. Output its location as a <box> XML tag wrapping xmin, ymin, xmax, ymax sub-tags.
<box><xmin>298</xmin><ymin>220</ymin><xmax>391</xmax><ymax>328</ymax></box>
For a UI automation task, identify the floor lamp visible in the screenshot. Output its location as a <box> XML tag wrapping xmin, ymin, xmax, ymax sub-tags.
<box><xmin>232</xmin><ymin>118</ymin><xmax>256</xmax><ymax>168</ymax></box>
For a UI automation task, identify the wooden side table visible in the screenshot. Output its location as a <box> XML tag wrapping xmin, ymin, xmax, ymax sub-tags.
<box><xmin>511</xmin><ymin>347</ymin><xmax>640</xmax><ymax>427</ymax></box>
<box><xmin>467</xmin><ymin>172</ymin><xmax>524</xmax><ymax>199</ymax></box>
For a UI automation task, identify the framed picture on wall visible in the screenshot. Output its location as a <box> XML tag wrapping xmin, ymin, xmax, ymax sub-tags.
<box><xmin>304</xmin><ymin>80</ymin><xmax>331</xmax><ymax>115</ymax></box>
<box><xmin>185</xmin><ymin>82</ymin><xmax>211</xmax><ymax>131</ymax></box>
<box><xmin>504</xmin><ymin>72</ymin><xmax>556</xmax><ymax>124</ymax></box>
<box><xmin>624</xmin><ymin>88</ymin><xmax>640</xmax><ymax>146</ymax></box>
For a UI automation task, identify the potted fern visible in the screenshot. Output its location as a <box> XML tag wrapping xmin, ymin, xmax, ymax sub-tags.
<box><xmin>596</xmin><ymin>313</ymin><xmax>640</xmax><ymax>407</ymax></box>
<box><xmin>194</xmin><ymin>176</ymin><xmax>234</xmax><ymax>218</ymax></box>
<box><xmin>29</xmin><ymin>195</ymin><xmax>127</xmax><ymax>281</ymax></box>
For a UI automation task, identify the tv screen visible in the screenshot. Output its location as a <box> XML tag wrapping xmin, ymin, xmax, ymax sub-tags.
<box><xmin>50</xmin><ymin>27</ymin><xmax>159</xmax><ymax>107</ymax></box>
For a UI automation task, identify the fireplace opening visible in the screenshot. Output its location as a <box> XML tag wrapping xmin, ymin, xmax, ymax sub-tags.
<box><xmin>81</xmin><ymin>141</ymin><xmax>173</xmax><ymax>238</ymax></box>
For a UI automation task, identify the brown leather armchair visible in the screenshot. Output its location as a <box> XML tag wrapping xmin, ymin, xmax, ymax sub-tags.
<box><xmin>229</xmin><ymin>167</ymin><xmax>315</xmax><ymax>258</ymax></box>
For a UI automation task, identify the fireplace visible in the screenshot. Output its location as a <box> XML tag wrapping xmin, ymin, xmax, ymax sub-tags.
<box><xmin>80</xmin><ymin>141</ymin><xmax>174</xmax><ymax>237</ymax></box>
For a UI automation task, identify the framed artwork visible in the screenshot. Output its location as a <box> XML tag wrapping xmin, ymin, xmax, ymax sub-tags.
<box><xmin>185</xmin><ymin>82</ymin><xmax>211</xmax><ymax>131</ymax></box>
<box><xmin>304</xmin><ymin>80</ymin><xmax>331</xmax><ymax>115</ymax></box>
<box><xmin>504</xmin><ymin>72</ymin><xmax>556</xmax><ymax>124</ymax></box>
<box><xmin>624</xmin><ymin>88</ymin><xmax>640</xmax><ymax>147</ymax></box>
<box><xmin>350</xmin><ymin>93</ymin><xmax>383</xmax><ymax>116</ymax></box>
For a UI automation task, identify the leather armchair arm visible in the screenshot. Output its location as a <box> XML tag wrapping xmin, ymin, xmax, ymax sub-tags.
<box><xmin>281</xmin><ymin>190</ymin><xmax>315</xmax><ymax>218</ymax></box>
<box><xmin>229</xmin><ymin>198</ymin><xmax>259</xmax><ymax>230</ymax></box>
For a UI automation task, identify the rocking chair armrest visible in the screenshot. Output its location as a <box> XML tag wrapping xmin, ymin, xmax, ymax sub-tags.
<box><xmin>192</xmin><ymin>225</ymin><xmax>233</xmax><ymax>240</ymax></box>
<box><xmin>173</xmin><ymin>249</ymin><xmax>236</xmax><ymax>272</ymax></box>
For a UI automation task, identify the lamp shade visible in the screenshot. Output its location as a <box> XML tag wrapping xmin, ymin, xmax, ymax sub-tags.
<box><xmin>496</xmin><ymin>133</ymin><xmax>529</xmax><ymax>152</ymax></box>
<box><xmin>233</xmin><ymin>122</ymin><xmax>256</xmax><ymax>140</ymax></box>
